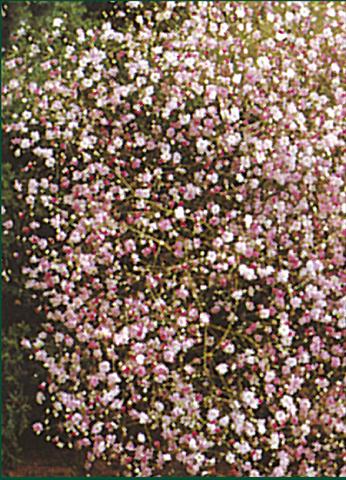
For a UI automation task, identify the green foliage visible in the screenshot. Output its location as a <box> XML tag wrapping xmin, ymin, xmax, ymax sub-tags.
<box><xmin>2</xmin><ymin>322</ymin><xmax>37</xmax><ymax>468</ymax></box>
<box><xmin>2</xmin><ymin>2</ymin><xmax>91</xmax><ymax>92</ymax></box>
<box><xmin>2</xmin><ymin>163</ymin><xmax>30</xmax><ymax>303</ymax></box>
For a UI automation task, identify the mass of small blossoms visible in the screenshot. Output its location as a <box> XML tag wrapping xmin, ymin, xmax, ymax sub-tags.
<box><xmin>2</xmin><ymin>1</ymin><xmax>346</xmax><ymax>476</ymax></box>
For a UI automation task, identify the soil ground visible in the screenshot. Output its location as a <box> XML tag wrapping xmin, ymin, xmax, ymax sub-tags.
<box><xmin>4</xmin><ymin>429</ymin><xmax>235</xmax><ymax>477</ymax></box>
<box><xmin>4</xmin><ymin>429</ymin><xmax>192</xmax><ymax>477</ymax></box>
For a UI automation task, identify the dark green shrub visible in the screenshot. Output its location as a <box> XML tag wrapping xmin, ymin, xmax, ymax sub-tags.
<box><xmin>2</xmin><ymin>322</ymin><xmax>37</xmax><ymax>469</ymax></box>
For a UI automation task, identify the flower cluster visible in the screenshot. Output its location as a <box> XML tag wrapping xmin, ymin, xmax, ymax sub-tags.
<box><xmin>3</xmin><ymin>1</ymin><xmax>346</xmax><ymax>476</ymax></box>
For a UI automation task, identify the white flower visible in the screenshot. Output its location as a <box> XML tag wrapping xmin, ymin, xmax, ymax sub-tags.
<box><xmin>107</xmin><ymin>372</ymin><xmax>121</xmax><ymax>385</ymax></box>
<box><xmin>279</xmin><ymin>323</ymin><xmax>290</xmax><ymax>337</ymax></box>
<box><xmin>36</xmin><ymin>391</ymin><xmax>45</xmax><ymax>405</ymax></box>
<box><xmin>155</xmin><ymin>401</ymin><xmax>164</xmax><ymax>412</ymax></box>
<box><xmin>257</xmin><ymin>419</ymin><xmax>266</xmax><ymax>434</ymax></box>
<box><xmin>113</xmin><ymin>137</ymin><xmax>123</xmax><ymax>149</ymax></box>
<box><xmin>21</xmin><ymin>139</ymin><xmax>30</xmax><ymax>149</ymax></box>
<box><xmin>200</xmin><ymin>312</ymin><xmax>210</xmax><ymax>325</ymax></box>
<box><xmin>233</xmin><ymin>73</ymin><xmax>242</xmax><ymax>84</ymax></box>
<box><xmin>207</xmin><ymin>408</ymin><xmax>219</xmax><ymax>421</ymax></box>
<box><xmin>91</xmin><ymin>422</ymin><xmax>103</xmax><ymax>435</ymax></box>
<box><xmin>226</xmin><ymin>133</ymin><xmax>241</xmax><ymax>146</ymax></box>
<box><xmin>242</xmin><ymin>390</ymin><xmax>259</xmax><ymax>409</ymax></box>
<box><xmin>215</xmin><ymin>363</ymin><xmax>228</xmax><ymax>375</ymax></box>
<box><xmin>136</xmin><ymin>354</ymin><xmax>145</xmax><ymax>365</ymax></box>
<box><xmin>82</xmin><ymin>78</ymin><xmax>93</xmax><ymax>88</ymax></box>
<box><xmin>189</xmin><ymin>438</ymin><xmax>198</xmax><ymax>450</ymax></box>
<box><xmin>195</xmin><ymin>108</ymin><xmax>206</xmax><ymax>120</ymax></box>
<box><xmin>23</xmin><ymin>110</ymin><xmax>32</xmax><ymax>120</ymax></box>
<box><xmin>244</xmin><ymin>214</ymin><xmax>253</xmax><ymax>229</ymax></box>
<box><xmin>45</xmin><ymin>158</ymin><xmax>55</xmax><ymax>168</ymax></box>
<box><xmin>235</xmin><ymin>441</ymin><xmax>251</xmax><ymax>454</ymax></box>
<box><xmin>331</xmin><ymin>62</ymin><xmax>340</xmax><ymax>74</ymax></box>
<box><xmin>225</xmin><ymin>452</ymin><xmax>235</xmax><ymax>464</ymax></box>
<box><xmin>136</xmin><ymin>188</ymin><xmax>150</xmax><ymax>199</ymax></box>
<box><xmin>163</xmin><ymin>50</ymin><xmax>178</xmax><ymax>66</ymax></box>
<box><xmin>281</xmin><ymin>394</ymin><xmax>297</xmax><ymax>415</ymax></box>
<box><xmin>211</xmin><ymin>203</ymin><xmax>220</xmax><ymax>215</ymax></box>
<box><xmin>265</xmin><ymin>266</ymin><xmax>275</xmax><ymax>276</ymax></box>
<box><xmin>138</xmin><ymin>412</ymin><xmax>149</xmax><ymax>424</ymax></box>
<box><xmin>99</xmin><ymin>361</ymin><xmax>110</xmax><ymax>373</ymax></box>
<box><xmin>223</xmin><ymin>342</ymin><xmax>235</xmax><ymax>354</ymax></box>
<box><xmin>277</xmin><ymin>269</ymin><xmax>289</xmax><ymax>283</ymax></box>
<box><xmin>275</xmin><ymin>410</ymin><xmax>287</xmax><ymax>424</ymax></box>
<box><xmin>174</xmin><ymin>206</ymin><xmax>185</xmax><ymax>220</ymax></box>
<box><xmin>207</xmin><ymin>250</ymin><xmax>217</xmax><ymax>263</ymax></box>
<box><xmin>285</xmin><ymin>11</ymin><xmax>295</xmax><ymax>23</ymax></box>
<box><xmin>30</xmin><ymin>131</ymin><xmax>40</xmax><ymax>142</ymax></box>
<box><xmin>223</xmin><ymin>231</ymin><xmax>234</xmax><ymax>243</ymax></box>
<box><xmin>253</xmin><ymin>450</ymin><xmax>262</xmax><ymax>462</ymax></box>
<box><xmin>96</xmin><ymin>441</ymin><xmax>106</xmax><ymax>454</ymax></box>
<box><xmin>239</xmin><ymin>264</ymin><xmax>257</xmax><ymax>281</ymax></box>
<box><xmin>259</xmin><ymin>309</ymin><xmax>270</xmax><ymax>319</ymax></box>
<box><xmin>21</xmin><ymin>338</ymin><xmax>31</xmax><ymax>349</ymax></box>
<box><xmin>300</xmin><ymin>6</ymin><xmax>310</xmax><ymax>18</ymax></box>
<box><xmin>196</xmin><ymin>138</ymin><xmax>210</xmax><ymax>154</ymax></box>
<box><xmin>257</xmin><ymin>56</ymin><xmax>271</xmax><ymax>70</ymax></box>
<box><xmin>235</xmin><ymin>241</ymin><xmax>247</xmax><ymax>254</ymax></box>
<box><xmin>137</xmin><ymin>433</ymin><xmax>146</xmax><ymax>443</ymax></box>
<box><xmin>77</xmin><ymin>28</ymin><xmax>86</xmax><ymax>43</ymax></box>
<box><xmin>236</xmin><ymin>6</ymin><xmax>245</xmax><ymax>18</ymax></box>
<box><xmin>275</xmin><ymin>30</ymin><xmax>287</xmax><ymax>42</ymax></box>
<box><xmin>52</xmin><ymin>18</ymin><xmax>63</xmax><ymax>28</ymax></box>
<box><xmin>270</xmin><ymin>432</ymin><xmax>280</xmax><ymax>449</ymax></box>
<box><xmin>230</xmin><ymin>106</ymin><xmax>240</xmax><ymax>123</ymax></box>
<box><xmin>285</xmin><ymin>68</ymin><xmax>295</xmax><ymax>79</ymax></box>
<box><xmin>219</xmin><ymin>415</ymin><xmax>230</xmax><ymax>427</ymax></box>
<box><xmin>208</xmin><ymin>172</ymin><xmax>219</xmax><ymax>183</ymax></box>
<box><xmin>28</xmin><ymin>178</ymin><xmax>39</xmax><ymax>194</ymax></box>
<box><xmin>219</xmin><ymin>22</ymin><xmax>229</xmax><ymax>36</ymax></box>
<box><xmin>232</xmin><ymin>290</ymin><xmax>243</xmax><ymax>300</ymax></box>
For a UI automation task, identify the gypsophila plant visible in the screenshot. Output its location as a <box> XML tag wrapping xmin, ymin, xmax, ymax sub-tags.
<box><xmin>2</xmin><ymin>1</ymin><xmax>346</xmax><ymax>476</ymax></box>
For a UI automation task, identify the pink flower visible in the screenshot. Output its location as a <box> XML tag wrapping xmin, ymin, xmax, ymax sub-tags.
<box><xmin>32</xmin><ymin>422</ymin><xmax>43</xmax><ymax>435</ymax></box>
<box><xmin>153</xmin><ymin>364</ymin><xmax>169</xmax><ymax>383</ymax></box>
<box><xmin>158</xmin><ymin>219</ymin><xmax>172</xmax><ymax>231</ymax></box>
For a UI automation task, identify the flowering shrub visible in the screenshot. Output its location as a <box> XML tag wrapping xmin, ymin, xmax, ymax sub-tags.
<box><xmin>2</xmin><ymin>1</ymin><xmax>346</xmax><ymax>476</ymax></box>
